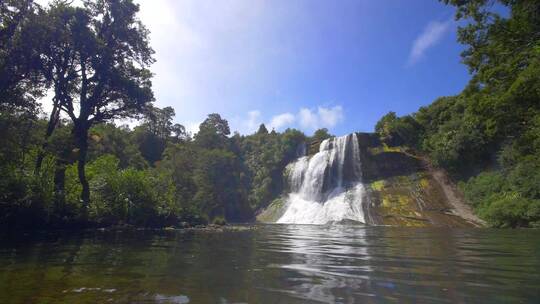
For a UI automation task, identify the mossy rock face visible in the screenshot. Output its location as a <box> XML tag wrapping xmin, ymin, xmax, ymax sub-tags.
<box><xmin>256</xmin><ymin>197</ymin><xmax>288</xmax><ymax>223</ymax></box>
<box><xmin>357</xmin><ymin>132</ymin><xmax>474</xmax><ymax>227</ymax></box>
<box><xmin>356</xmin><ymin>133</ymin><xmax>474</xmax><ymax>227</ymax></box>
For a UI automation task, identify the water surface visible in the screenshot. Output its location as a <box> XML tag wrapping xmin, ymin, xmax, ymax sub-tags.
<box><xmin>1</xmin><ymin>225</ymin><xmax>539</xmax><ymax>303</ymax></box>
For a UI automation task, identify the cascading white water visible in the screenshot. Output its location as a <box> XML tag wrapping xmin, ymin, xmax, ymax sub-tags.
<box><xmin>277</xmin><ymin>133</ymin><xmax>367</xmax><ymax>224</ymax></box>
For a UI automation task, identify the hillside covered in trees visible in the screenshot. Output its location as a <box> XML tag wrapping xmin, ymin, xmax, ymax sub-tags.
<box><xmin>374</xmin><ymin>0</ymin><xmax>540</xmax><ymax>228</ymax></box>
<box><xmin>1</xmin><ymin>0</ymin><xmax>539</xmax><ymax>229</ymax></box>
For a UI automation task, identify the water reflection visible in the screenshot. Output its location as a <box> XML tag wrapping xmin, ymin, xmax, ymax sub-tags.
<box><xmin>0</xmin><ymin>226</ymin><xmax>539</xmax><ymax>303</ymax></box>
<box><xmin>256</xmin><ymin>225</ymin><xmax>540</xmax><ymax>303</ymax></box>
<box><xmin>262</xmin><ymin>225</ymin><xmax>373</xmax><ymax>303</ymax></box>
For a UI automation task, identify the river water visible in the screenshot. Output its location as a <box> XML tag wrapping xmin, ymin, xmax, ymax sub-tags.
<box><xmin>1</xmin><ymin>225</ymin><xmax>539</xmax><ymax>303</ymax></box>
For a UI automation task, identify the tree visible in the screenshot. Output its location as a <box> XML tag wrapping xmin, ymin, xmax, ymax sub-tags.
<box><xmin>375</xmin><ymin>112</ymin><xmax>421</xmax><ymax>146</ymax></box>
<box><xmin>239</xmin><ymin>128</ymin><xmax>307</xmax><ymax>209</ymax></box>
<box><xmin>143</xmin><ymin>105</ymin><xmax>175</xmax><ymax>139</ymax></box>
<box><xmin>194</xmin><ymin>113</ymin><xmax>230</xmax><ymax>149</ymax></box>
<box><xmin>312</xmin><ymin>128</ymin><xmax>332</xmax><ymax>143</ymax></box>
<box><xmin>375</xmin><ymin>112</ymin><xmax>398</xmax><ymax>141</ymax></box>
<box><xmin>171</xmin><ymin>123</ymin><xmax>189</xmax><ymax>142</ymax></box>
<box><xmin>41</xmin><ymin>0</ymin><xmax>154</xmax><ymax>209</ymax></box>
<box><xmin>133</xmin><ymin>105</ymin><xmax>187</xmax><ymax>165</ymax></box>
<box><xmin>89</xmin><ymin>123</ymin><xmax>147</xmax><ymax>169</ymax></box>
<box><xmin>193</xmin><ymin>149</ymin><xmax>250</xmax><ymax>222</ymax></box>
<box><xmin>256</xmin><ymin>123</ymin><xmax>268</xmax><ymax>135</ymax></box>
<box><xmin>441</xmin><ymin>0</ymin><xmax>540</xmax><ymax>140</ymax></box>
<box><xmin>0</xmin><ymin>0</ymin><xmax>46</xmax><ymax>109</ymax></box>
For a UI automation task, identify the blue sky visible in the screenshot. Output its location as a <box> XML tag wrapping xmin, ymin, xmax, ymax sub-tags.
<box><xmin>133</xmin><ymin>0</ymin><xmax>470</xmax><ymax>136</ymax></box>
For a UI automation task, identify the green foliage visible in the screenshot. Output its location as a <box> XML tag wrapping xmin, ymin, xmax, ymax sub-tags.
<box><xmin>3</xmin><ymin>0</ymin><xmax>313</xmax><ymax>230</ymax></box>
<box><xmin>257</xmin><ymin>124</ymin><xmax>268</xmax><ymax>134</ymax></box>
<box><xmin>89</xmin><ymin>124</ymin><xmax>148</xmax><ymax>169</ymax></box>
<box><xmin>131</xmin><ymin>106</ymin><xmax>188</xmax><ymax>165</ymax></box>
<box><xmin>460</xmin><ymin>171</ymin><xmax>506</xmax><ymax>209</ymax></box>
<box><xmin>311</xmin><ymin>128</ymin><xmax>333</xmax><ymax>143</ymax></box>
<box><xmin>193</xmin><ymin>149</ymin><xmax>242</xmax><ymax>219</ymax></box>
<box><xmin>375</xmin><ymin>112</ymin><xmax>422</xmax><ymax>147</ymax></box>
<box><xmin>37</xmin><ymin>0</ymin><xmax>156</xmax><ymax>207</ymax></box>
<box><xmin>373</xmin><ymin>1</ymin><xmax>540</xmax><ymax>227</ymax></box>
<box><xmin>0</xmin><ymin>166</ymin><xmax>52</xmax><ymax>226</ymax></box>
<box><xmin>83</xmin><ymin>155</ymin><xmax>175</xmax><ymax>226</ymax></box>
<box><xmin>195</xmin><ymin>113</ymin><xmax>231</xmax><ymax>150</ymax></box>
<box><xmin>481</xmin><ymin>195</ymin><xmax>540</xmax><ymax>229</ymax></box>
<box><xmin>0</xmin><ymin>0</ymin><xmax>47</xmax><ymax>108</ymax></box>
<box><xmin>239</xmin><ymin>128</ymin><xmax>306</xmax><ymax>209</ymax></box>
<box><xmin>212</xmin><ymin>216</ymin><xmax>227</xmax><ymax>226</ymax></box>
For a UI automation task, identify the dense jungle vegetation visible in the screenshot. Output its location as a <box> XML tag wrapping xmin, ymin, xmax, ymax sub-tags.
<box><xmin>0</xmin><ymin>0</ymin><xmax>317</xmax><ymax>229</ymax></box>
<box><xmin>375</xmin><ymin>0</ymin><xmax>540</xmax><ymax>228</ymax></box>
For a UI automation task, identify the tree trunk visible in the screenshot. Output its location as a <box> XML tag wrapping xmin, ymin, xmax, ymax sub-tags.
<box><xmin>53</xmin><ymin>143</ymin><xmax>71</xmax><ymax>216</ymax></box>
<box><xmin>75</xmin><ymin>123</ymin><xmax>90</xmax><ymax>213</ymax></box>
<box><xmin>53</xmin><ymin>159</ymin><xmax>67</xmax><ymax>214</ymax></box>
<box><xmin>35</xmin><ymin>106</ymin><xmax>60</xmax><ymax>174</ymax></box>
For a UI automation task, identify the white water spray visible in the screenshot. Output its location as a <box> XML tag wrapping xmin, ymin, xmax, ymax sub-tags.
<box><xmin>277</xmin><ymin>134</ymin><xmax>367</xmax><ymax>224</ymax></box>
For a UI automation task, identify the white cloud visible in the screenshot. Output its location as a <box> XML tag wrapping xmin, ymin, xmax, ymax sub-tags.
<box><xmin>299</xmin><ymin>106</ymin><xmax>344</xmax><ymax>131</ymax></box>
<box><xmin>236</xmin><ymin>110</ymin><xmax>262</xmax><ymax>134</ymax></box>
<box><xmin>269</xmin><ymin>113</ymin><xmax>296</xmax><ymax>131</ymax></box>
<box><xmin>299</xmin><ymin>108</ymin><xmax>318</xmax><ymax>130</ymax></box>
<box><xmin>238</xmin><ymin>105</ymin><xmax>345</xmax><ymax>134</ymax></box>
<box><xmin>246</xmin><ymin>110</ymin><xmax>262</xmax><ymax>130</ymax></box>
<box><xmin>318</xmin><ymin>106</ymin><xmax>344</xmax><ymax>128</ymax></box>
<box><xmin>133</xmin><ymin>0</ymin><xmax>269</xmax><ymax>121</ymax></box>
<box><xmin>408</xmin><ymin>19</ymin><xmax>451</xmax><ymax>65</ymax></box>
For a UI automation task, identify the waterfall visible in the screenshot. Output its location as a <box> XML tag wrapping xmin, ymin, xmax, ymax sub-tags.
<box><xmin>277</xmin><ymin>133</ymin><xmax>367</xmax><ymax>224</ymax></box>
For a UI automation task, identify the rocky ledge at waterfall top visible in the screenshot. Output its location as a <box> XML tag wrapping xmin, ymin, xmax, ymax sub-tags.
<box><xmin>257</xmin><ymin>133</ymin><xmax>484</xmax><ymax>227</ymax></box>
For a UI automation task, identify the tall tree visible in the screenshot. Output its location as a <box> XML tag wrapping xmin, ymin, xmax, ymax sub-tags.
<box><xmin>256</xmin><ymin>123</ymin><xmax>268</xmax><ymax>135</ymax></box>
<box><xmin>134</xmin><ymin>105</ymin><xmax>187</xmax><ymax>165</ymax></box>
<box><xmin>194</xmin><ymin>113</ymin><xmax>231</xmax><ymax>150</ymax></box>
<box><xmin>42</xmin><ymin>0</ymin><xmax>154</xmax><ymax>209</ymax></box>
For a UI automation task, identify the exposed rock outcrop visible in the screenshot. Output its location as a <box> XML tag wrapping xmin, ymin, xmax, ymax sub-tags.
<box><xmin>357</xmin><ymin>132</ymin><xmax>483</xmax><ymax>227</ymax></box>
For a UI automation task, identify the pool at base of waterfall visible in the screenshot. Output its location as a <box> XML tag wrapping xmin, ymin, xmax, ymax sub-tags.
<box><xmin>277</xmin><ymin>183</ymin><xmax>366</xmax><ymax>224</ymax></box>
<box><xmin>1</xmin><ymin>225</ymin><xmax>539</xmax><ymax>303</ymax></box>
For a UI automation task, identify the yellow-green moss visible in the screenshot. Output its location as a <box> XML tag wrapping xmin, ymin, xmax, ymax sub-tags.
<box><xmin>419</xmin><ymin>178</ymin><xmax>430</xmax><ymax>189</ymax></box>
<box><xmin>371</xmin><ymin>180</ymin><xmax>385</xmax><ymax>191</ymax></box>
<box><xmin>382</xmin><ymin>143</ymin><xmax>402</xmax><ymax>153</ymax></box>
<box><xmin>368</xmin><ymin>144</ymin><xmax>403</xmax><ymax>155</ymax></box>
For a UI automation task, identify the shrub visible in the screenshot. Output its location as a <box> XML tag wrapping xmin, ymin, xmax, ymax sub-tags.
<box><xmin>212</xmin><ymin>216</ymin><xmax>227</xmax><ymax>226</ymax></box>
<box><xmin>460</xmin><ymin>171</ymin><xmax>506</xmax><ymax>208</ymax></box>
<box><xmin>481</xmin><ymin>195</ymin><xmax>540</xmax><ymax>228</ymax></box>
<box><xmin>67</xmin><ymin>154</ymin><xmax>177</xmax><ymax>227</ymax></box>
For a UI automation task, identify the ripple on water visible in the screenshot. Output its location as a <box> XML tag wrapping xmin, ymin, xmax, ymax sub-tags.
<box><xmin>0</xmin><ymin>225</ymin><xmax>539</xmax><ymax>303</ymax></box>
